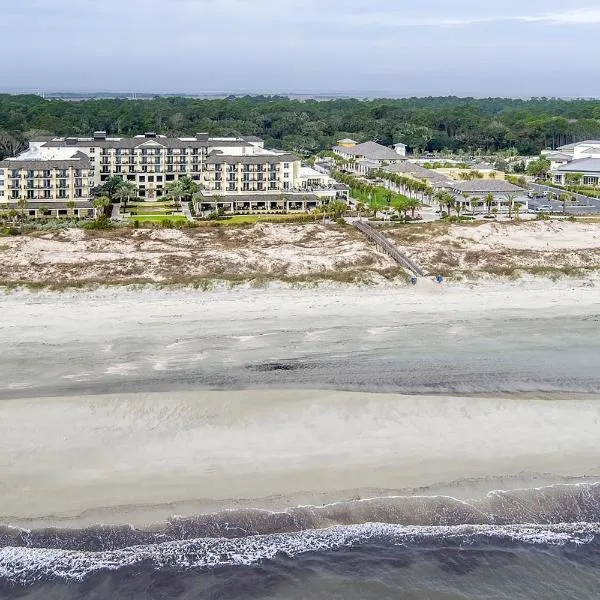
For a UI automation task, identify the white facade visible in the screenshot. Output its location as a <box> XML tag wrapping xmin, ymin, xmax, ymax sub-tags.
<box><xmin>548</xmin><ymin>141</ymin><xmax>600</xmax><ymax>185</ymax></box>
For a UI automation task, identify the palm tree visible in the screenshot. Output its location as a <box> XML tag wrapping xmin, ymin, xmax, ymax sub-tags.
<box><xmin>178</xmin><ymin>175</ymin><xmax>199</xmax><ymax>205</ymax></box>
<box><xmin>405</xmin><ymin>198</ymin><xmax>421</xmax><ymax>219</ymax></box>
<box><xmin>114</xmin><ymin>181</ymin><xmax>137</xmax><ymax>209</ymax></box>
<box><xmin>514</xmin><ymin>201</ymin><xmax>522</xmax><ymax>221</ymax></box>
<box><xmin>484</xmin><ymin>192</ymin><xmax>494</xmax><ymax>215</ymax></box>
<box><xmin>17</xmin><ymin>196</ymin><xmax>28</xmax><ymax>220</ymax></box>
<box><xmin>93</xmin><ymin>195</ymin><xmax>110</xmax><ymax>218</ymax></box>
<box><xmin>504</xmin><ymin>193</ymin><xmax>517</xmax><ymax>220</ymax></box>
<box><xmin>67</xmin><ymin>200</ymin><xmax>76</xmax><ymax>218</ymax></box>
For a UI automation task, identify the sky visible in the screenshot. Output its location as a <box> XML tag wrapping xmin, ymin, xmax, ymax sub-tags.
<box><xmin>2</xmin><ymin>0</ymin><xmax>600</xmax><ymax>97</ymax></box>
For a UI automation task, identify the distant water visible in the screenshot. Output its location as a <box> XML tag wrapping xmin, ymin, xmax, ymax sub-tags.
<box><xmin>3</xmin><ymin>484</ymin><xmax>600</xmax><ymax>599</ymax></box>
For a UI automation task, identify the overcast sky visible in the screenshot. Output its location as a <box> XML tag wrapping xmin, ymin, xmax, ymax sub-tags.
<box><xmin>3</xmin><ymin>0</ymin><xmax>600</xmax><ymax>97</ymax></box>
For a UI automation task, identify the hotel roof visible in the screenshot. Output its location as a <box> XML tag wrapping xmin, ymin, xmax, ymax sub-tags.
<box><xmin>556</xmin><ymin>157</ymin><xmax>600</xmax><ymax>172</ymax></box>
<box><xmin>333</xmin><ymin>141</ymin><xmax>401</xmax><ymax>161</ymax></box>
<box><xmin>451</xmin><ymin>180</ymin><xmax>525</xmax><ymax>193</ymax></box>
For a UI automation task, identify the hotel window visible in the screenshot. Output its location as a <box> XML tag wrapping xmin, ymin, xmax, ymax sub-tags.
<box><xmin>27</xmin><ymin>190</ymin><xmax>34</xmax><ymax>199</ymax></box>
<box><xmin>43</xmin><ymin>179</ymin><xmax>51</xmax><ymax>188</ymax></box>
<box><xmin>44</xmin><ymin>190</ymin><xmax>51</xmax><ymax>199</ymax></box>
<box><xmin>215</xmin><ymin>182</ymin><xmax>221</xmax><ymax>191</ymax></box>
<box><xmin>243</xmin><ymin>182</ymin><xmax>250</xmax><ymax>191</ymax></box>
<box><xmin>11</xmin><ymin>170</ymin><xmax>20</xmax><ymax>177</ymax></box>
<box><xmin>257</xmin><ymin>182</ymin><xmax>264</xmax><ymax>191</ymax></box>
<box><xmin>139</xmin><ymin>176</ymin><xmax>146</xmax><ymax>182</ymax></box>
<box><xmin>89</xmin><ymin>148</ymin><xmax>95</xmax><ymax>153</ymax></box>
<box><xmin>27</xmin><ymin>179</ymin><xmax>34</xmax><ymax>188</ymax></box>
<box><xmin>148</xmin><ymin>176</ymin><xmax>154</xmax><ymax>182</ymax></box>
<box><xmin>58</xmin><ymin>189</ymin><xmax>67</xmax><ymax>198</ymax></box>
<box><xmin>283</xmin><ymin>163</ymin><xmax>290</xmax><ymax>168</ymax></box>
<box><xmin>11</xmin><ymin>190</ymin><xmax>19</xmax><ymax>199</ymax></box>
<box><xmin>228</xmin><ymin>183</ymin><xmax>236</xmax><ymax>191</ymax></box>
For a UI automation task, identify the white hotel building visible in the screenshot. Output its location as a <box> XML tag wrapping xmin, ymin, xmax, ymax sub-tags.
<box><xmin>0</xmin><ymin>132</ymin><xmax>347</xmax><ymax>217</ymax></box>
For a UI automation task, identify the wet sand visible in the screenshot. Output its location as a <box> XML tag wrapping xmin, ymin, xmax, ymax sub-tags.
<box><xmin>2</xmin><ymin>389</ymin><xmax>600</xmax><ymax>529</ymax></box>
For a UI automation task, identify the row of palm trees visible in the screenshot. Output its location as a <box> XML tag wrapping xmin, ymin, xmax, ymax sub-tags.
<box><xmin>332</xmin><ymin>171</ymin><xmax>422</xmax><ymax>218</ymax></box>
<box><xmin>434</xmin><ymin>190</ymin><xmax>522</xmax><ymax>219</ymax></box>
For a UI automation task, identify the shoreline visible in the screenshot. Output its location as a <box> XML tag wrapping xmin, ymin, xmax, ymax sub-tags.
<box><xmin>2</xmin><ymin>389</ymin><xmax>600</xmax><ymax>529</ymax></box>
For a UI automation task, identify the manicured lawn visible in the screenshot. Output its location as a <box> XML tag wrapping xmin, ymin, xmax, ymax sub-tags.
<box><xmin>222</xmin><ymin>214</ymin><xmax>305</xmax><ymax>224</ymax></box>
<box><xmin>129</xmin><ymin>215</ymin><xmax>188</xmax><ymax>223</ymax></box>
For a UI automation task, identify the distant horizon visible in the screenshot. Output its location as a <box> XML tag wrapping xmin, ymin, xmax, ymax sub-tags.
<box><xmin>2</xmin><ymin>89</ymin><xmax>600</xmax><ymax>102</ymax></box>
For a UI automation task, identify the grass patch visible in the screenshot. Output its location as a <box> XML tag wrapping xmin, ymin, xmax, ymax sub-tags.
<box><xmin>129</xmin><ymin>215</ymin><xmax>188</xmax><ymax>223</ymax></box>
<box><xmin>214</xmin><ymin>214</ymin><xmax>319</xmax><ymax>225</ymax></box>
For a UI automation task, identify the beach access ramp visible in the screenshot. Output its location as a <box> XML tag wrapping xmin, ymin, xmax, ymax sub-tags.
<box><xmin>354</xmin><ymin>220</ymin><xmax>424</xmax><ymax>277</ymax></box>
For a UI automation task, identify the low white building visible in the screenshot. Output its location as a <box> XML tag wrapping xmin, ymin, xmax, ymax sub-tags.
<box><xmin>332</xmin><ymin>140</ymin><xmax>407</xmax><ymax>174</ymax></box>
<box><xmin>450</xmin><ymin>180</ymin><xmax>528</xmax><ymax>214</ymax></box>
<box><xmin>547</xmin><ymin>140</ymin><xmax>600</xmax><ymax>185</ymax></box>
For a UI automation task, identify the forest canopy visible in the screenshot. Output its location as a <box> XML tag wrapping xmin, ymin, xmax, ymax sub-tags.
<box><xmin>2</xmin><ymin>94</ymin><xmax>600</xmax><ymax>160</ymax></box>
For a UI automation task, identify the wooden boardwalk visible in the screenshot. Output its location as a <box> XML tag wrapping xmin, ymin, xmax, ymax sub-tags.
<box><xmin>354</xmin><ymin>221</ymin><xmax>424</xmax><ymax>277</ymax></box>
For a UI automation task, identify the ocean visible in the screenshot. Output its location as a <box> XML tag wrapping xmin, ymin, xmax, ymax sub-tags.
<box><xmin>3</xmin><ymin>495</ymin><xmax>600</xmax><ymax>599</ymax></box>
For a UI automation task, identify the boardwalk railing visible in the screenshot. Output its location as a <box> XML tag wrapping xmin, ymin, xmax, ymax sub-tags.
<box><xmin>354</xmin><ymin>221</ymin><xmax>425</xmax><ymax>277</ymax></box>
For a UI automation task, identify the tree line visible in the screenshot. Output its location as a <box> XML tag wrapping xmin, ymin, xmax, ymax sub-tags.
<box><xmin>2</xmin><ymin>94</ymin><xmax>600</xmax><ymax>160</ymax></box>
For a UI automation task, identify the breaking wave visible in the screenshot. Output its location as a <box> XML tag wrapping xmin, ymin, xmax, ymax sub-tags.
<box><xmin>2</xmin><ymin>483</ymin><xmax>600</xmax><ymax>587</ymax></box>
<box><xmin>2</xmin><ymin>522</ymin><xmax>600</xmax><ymax>586</ymax></box>
<box><xmin>2</xmin><ymin>482</ymin><xmax>600</xmax><ymax>552</ymax></box>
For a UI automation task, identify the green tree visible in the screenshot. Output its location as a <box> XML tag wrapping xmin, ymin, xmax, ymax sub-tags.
<box><xmin>114</xmin><ymin>180</ymin><xmax>137</xmax><ymax>208</ymax></box>
<box><xmin>484</xmin><ymin>192</ymin><xmax>494</xmax><ymax>215</ymax></box>
<box><xmin>504</xmin><ymin>193</ymin><xmax>517</xmax><ymax>219</ymax></box>
<box><xmin>526</xmin><ymin>157</ymin><xmax>551</xmax><ymax>179</ymax></box>
<box><xmin>93</xmin><ymin>195</ymin><xmax>110</xmax><ymax>218</ymax></box>
<box><xmin>16</xmin><ymin>196</ymin><xmax>28</xmax><ymax>220</ymax></box>
<box><xmin>99</xmin><ymin>175</ymin><xmax>125</xmax><ymax>200</ymax></box>
<box><xmin>67</xmin><ymin>200</ymin><xmax>76</xmax><ymax>218</ymax></box>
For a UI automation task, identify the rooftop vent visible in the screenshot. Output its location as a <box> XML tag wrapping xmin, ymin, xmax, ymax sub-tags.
<box><xmin>144</xmin><ymin>132</ymin><xmax>157</xmax><ymax>138</ymax></box>
<box><xmin>65</xmin><ymin>137</ymin><xmax>78</xmax><ymax>146</ymax></box>
<box><xmin>196</xmin><ymin>132</ymin><xmax>209</xmax><ymax>141</ymax></box>
<box><xmin>93</xmin><ymin>131</ymin><xmax>107</xmax><ymax>141</ymax></box>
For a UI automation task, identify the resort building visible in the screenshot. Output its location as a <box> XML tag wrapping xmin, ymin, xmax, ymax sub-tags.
<box><xmin>0</xmin><ymin>148</ymin><xmax>95</xmax><ymax>218</ymax></box>
<box><xmin>449</xmin><ymin>180</ymin><xmax>528</xmax><ymax>214</ymax></box>
<box><xmin>546</xmin><ymin>140</ymin><xmax>600</xmax><ymax>185</ymax></box>
<box><xmin>332</xmin><ymin>139</ymin><xmax>407</xmax><ymax>175</ymax></box>
<box><xmin>0</xmin><ymin>132</ymin><xmax>349</xmax><ymax>216</ymax></box>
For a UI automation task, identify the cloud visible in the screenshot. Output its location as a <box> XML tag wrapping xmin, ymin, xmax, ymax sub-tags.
<box><xmin>523</xmin><ymin>7</ymin><xmax>600</xmax><ymax>24</ymax></box>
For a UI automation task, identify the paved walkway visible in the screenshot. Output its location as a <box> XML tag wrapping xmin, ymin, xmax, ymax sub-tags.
<box><xmin>181</xmin><ymin>202</ymin><xmax>195</xmax><ymax>222</ymax></box>
<box><xmin>110</xmin><ymin>203</ymin><xmax>123</xmax><ymax>221</ymax></box>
